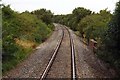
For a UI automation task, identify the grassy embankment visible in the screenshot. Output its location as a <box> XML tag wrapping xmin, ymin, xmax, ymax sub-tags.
<box><xmin>2</xmin><ymin>5</ymin><xmax>54</xmax><ymax>74</ymax></box>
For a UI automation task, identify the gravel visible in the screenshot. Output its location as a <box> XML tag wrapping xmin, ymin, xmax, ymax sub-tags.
<box><xmin>69</xmin><ymin>28</ymin><xmax>117</xmax><ymax>78</ymax></box>
<box><xmin>46</xmin><ymin>25</ymin><xmax>71</xmax><ymax>78</ymax></box>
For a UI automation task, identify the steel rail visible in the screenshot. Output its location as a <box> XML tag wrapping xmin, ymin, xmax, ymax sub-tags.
<box><xmin>40</xmin><ymin>27</ymin><xmax>64</xmax><ymax>80</ymax></box>
<box><xmin>65</xmin><ymin>26</ymin><xmax>76</xmax><ymax>80</ymax></box>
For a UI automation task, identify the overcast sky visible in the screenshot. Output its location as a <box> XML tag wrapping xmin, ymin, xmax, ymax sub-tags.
<box><xmin>2</xmin><ymin>0</ymin><xmax>119</xmax><ymax>14</ymax></box>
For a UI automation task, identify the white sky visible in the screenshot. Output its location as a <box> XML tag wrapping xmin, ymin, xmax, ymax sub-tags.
<box><xmin>2</xmin><ymin>0</ymin><xmax>119</xmax><ymax>15</ymax></box>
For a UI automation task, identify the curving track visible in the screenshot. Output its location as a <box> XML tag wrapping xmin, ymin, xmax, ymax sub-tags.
<box><xmin>40</xmin><ymin>25</ymin><xmax>64</xmax><ymax>79</ymax></box>
<box><xmin>3</xmin><ymin>23</ymin><xmax>116</xmax><ymax>79</ymax></box>
<box><xmin>65</xmin><ymin>26</ymin><xmax>76</xmax><ymax>80</ymax></box>
<box><xmin>40</xmin><ymin>24</ymin><xmax>76</xmax><ymax>79</ymax></box>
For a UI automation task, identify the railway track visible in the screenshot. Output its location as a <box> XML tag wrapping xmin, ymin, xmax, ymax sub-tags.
<box><xmin>3</xmin><ymin>23</ymin><xmax>116</xmax><ymax>79</ymax></box>
<box><xmin>65</xmin><ymin>26</ymin><xmax>76</xmax><ymax>80</ymax></box>
<box><xmin>40</xmin><ymin>25</ymin><xmax>76</xmax><ymax>80</ymax></box>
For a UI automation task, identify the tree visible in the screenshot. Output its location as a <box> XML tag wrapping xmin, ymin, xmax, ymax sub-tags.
<box><xmin>72</xmin><ymin>7</ymin><xmax>92</xmax><ymax>23</ymax></box>
<box><xmin>105</xmin><ymin>1</ymin><xmax>120</xmax><ymax>60</ymax></box>
<box><xmin>31</xmin><ymin>9</ymin><xmax>53</xmax><ymax>24</ymax></box>
<box><xmin>97</xmin><ymin>1</ymin><xmax>120</xmax><ymax>75</ymax></box>
<box><xmin>52</xmin><ymin>7</ymin><xmax>92</xmax><ymax>31</ymax></box>
<box><xmin>78</xmin><ymin>9</ymin><xmax>111</xmax><ymax>44</ymax></box>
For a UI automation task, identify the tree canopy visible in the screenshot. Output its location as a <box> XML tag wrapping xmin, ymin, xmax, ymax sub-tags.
<box><xmin>31</xmin><ymin>9</ymin><xmax>53</xmax><ymax>24</ymax></box>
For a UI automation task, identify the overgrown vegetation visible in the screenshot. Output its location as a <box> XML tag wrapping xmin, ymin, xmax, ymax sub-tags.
<box><xmin>78</xmin><ymin>9</ymin><xmax>112</xmax><ymax>45</ymax></box>
<box><xmin>97</xmin><ymin>1</ymin><xmax>120</xmax><ymax>75</ymax></box>
<box><xmin>53</xmin><ymin>7</ymin><xmax>92</xmax><ymax>31</ymax></box>
<box><xmin>53</xmin><ymin>1</ymin><xmax>120</xmax><ymax>76</ymax></box>
<box><xmin>53</xmin><ymin>7</ymin><xmax>111</xmax><ymax>45</ymax></box>
<box><xmin>2</xmin><ymin>5</ymin><xmax>54</xmax><ymax>73</ymax></box>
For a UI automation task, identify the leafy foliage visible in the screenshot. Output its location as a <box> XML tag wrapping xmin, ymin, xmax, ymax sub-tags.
<box><xmin>2</xmin><ymin>5</ymin><xmax>54</xmax><ymax>73</ymax></box>
<box><xmin>31</xmin><ymin>9</ymin><xmax>53</xmax><ymax>24</ymax></box>
<box><xmin>72</xmin><ymin>7</ymin><xmax>92</xmax><ymax>23</ymax></box>
<box><xmin>98</xmin><ymin>1</ymin><xmax>120</xmax><ymax>74</ymax></box>
<box><xmin>53</xmin><ymin>7</ymin><xmax>92</xmax><ymax>31</ymax></box>
<box><xmin>78</xmin><ymin>9</ymin><xmax>112</xmax><ymax>44</ymax></box>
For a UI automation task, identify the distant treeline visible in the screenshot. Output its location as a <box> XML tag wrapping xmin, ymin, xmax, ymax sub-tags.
<box><xmin>2</xmin><ymin>5</ymin><xmax>54</xmax><ymax>73</ymax></box>
<box><xmin>52</xmin><ymin>1</ymin><xmax>120</xmax><ymax>75</ymax></box>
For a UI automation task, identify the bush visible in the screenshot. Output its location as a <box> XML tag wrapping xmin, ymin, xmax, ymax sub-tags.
<box><xmin>2</xmin><ymin>5</ymin><xmax>54</xmax><ymax>73</ymax></box>
<box><xmin>100</xmin><ymin>1</ymin><xmax>120</xmax><ymax>75</ymax></box>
